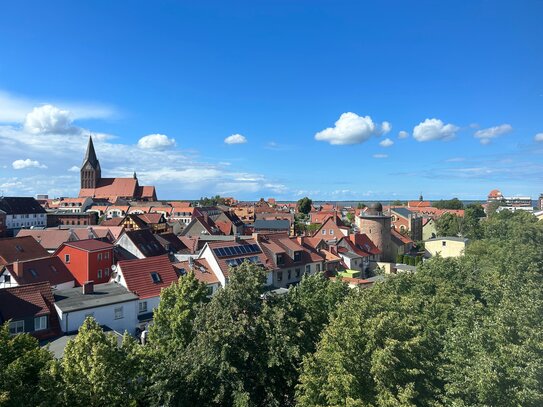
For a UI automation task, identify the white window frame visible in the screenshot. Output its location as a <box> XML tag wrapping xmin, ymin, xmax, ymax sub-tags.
<box><xmin>34</xmin><ymin>315</ymin><xmax>48</xmax><ymax>331</ymax></box>
<box><xmin>139</xmin><ymin>301</ymin><xmax>148</xmax><ymax>314</ymax></box>
<box><xmin>97</xmin><ymin>269</ymin><xmax>102</xmax><ymax>279</ymax></box>
<box><xmin>65</xmin><ymin>254</ymin><xmax>70</xmax><ymax>263</ymax></box>
<box><xmin>9</xmin><ymin>320</ymin><xmax>24</xmax><ymax>334</ymax></box>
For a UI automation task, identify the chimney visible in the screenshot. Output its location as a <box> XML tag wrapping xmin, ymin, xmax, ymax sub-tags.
<box><xmin>87</xmin><ymin>226</ymin><xmax>94</xmax><ymax>239</ymax></box>
<box><xmin>252</xmin><ymin>232</ymin><xmax>260</xmax><ymax>242</ymax></box>
<box><xmin>12</xmin><ymin>260</ymin><xmax>23</xmax><ymax>277</ymax></box>
<box><xmin>203</xmin><ymin>212</ymin><xmax>209</xmax><ymax>224</ymax></box>
<box><xmin>82</xmin><ymin>280</ymin><xmax>94</xmax><ymax>295</ymax></box>
<box><xmin>188</xmin><ymin>257</ymin><xmax>194</xmax><ymax>270</ymax></box>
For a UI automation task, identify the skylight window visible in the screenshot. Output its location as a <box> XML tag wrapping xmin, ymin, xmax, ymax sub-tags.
<box><xmin>29</xmin><ymin>269</ymin><xmax>38</xmax><ymax>278</ymax></box>
<box><xmin>151</xmin><ymin>272</ymin><xmax>161</xmax><ymax>283</ymax></box>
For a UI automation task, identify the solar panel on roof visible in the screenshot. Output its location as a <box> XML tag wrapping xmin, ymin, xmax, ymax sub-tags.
<box><xmin>251</xmin><ymin>244</ymin><xmax>261</xmax><ymax>252</ymax></box>
<box><xmin>224</xmin><ymin>247</ymin><xmax>233</xmax><ymax>256</ymax></box>
<box><xmin>239</xmin><ymin>245</ymin><xmax>247</xmax><ymax>254</ymax></box>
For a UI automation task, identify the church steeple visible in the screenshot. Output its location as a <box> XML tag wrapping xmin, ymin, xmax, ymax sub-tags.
<box><xmin>80</xmin><ymin>136</ymin><xmax>101</xmax><ymax>189</ymax></box>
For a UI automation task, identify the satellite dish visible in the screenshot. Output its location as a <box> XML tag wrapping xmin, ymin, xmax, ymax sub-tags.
<box><xmin>111</xmin><ymin>264</ymin><xmax>117</xmax><ymax>271</ymax></box>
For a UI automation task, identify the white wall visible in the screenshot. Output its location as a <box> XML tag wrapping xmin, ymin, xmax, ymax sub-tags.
<box><xmin>55</xmin><ymin>300</ymin><xmax>139</xmax><ymax>335</ymax></box>
<box><xmin>199</xmin><ymin>245</ymin><xmax>227</xmax><ymax>286</ymax></box>
<box><xmin>116</xmin><ymin>234</ymin><xmax>145</xmax><ymax>259</ymax></box>
<box><xmin>6</xmin><ymin>213</ymin><xmax>46</xmax><ymax>229</ymax></box>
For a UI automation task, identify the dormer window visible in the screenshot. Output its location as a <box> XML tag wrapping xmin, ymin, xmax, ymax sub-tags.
<box><xmin>151</xmin><ymin>272</ymin><xmax>161</xmax><ymax>283</ymax></box>
<box><xmin>276</xmin><ymin>253</ymin><xmax>285</xmax><ymax>265</ymax></box>
<box><xmin>29</xmin><ymin>269</ymin><xmax>38</xmax><ymax>278</ymax></box>
<box><xmin>293</xmin><ymin>251</ymin><xmax>302</xmax><ymax>262</ymax></box>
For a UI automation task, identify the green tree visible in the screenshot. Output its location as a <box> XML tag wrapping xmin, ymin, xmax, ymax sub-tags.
<box><xmin>436</xmin><ymin>212</ymin><xmax>462</xmax><ymax>237</ymax></box>
<box><xmin>461</xmin><ymin>203</ymin><xmax>485</xmax><ymax>239</ymax></box>
<box><xmin>0</xmin><ymin>323</ymin><xmax>58</xmax><ymax>407</ymax></box>
<box><xmin>357</xmin><ymin>202</ymin><xmax>366</xmax><ymax>209</ymax></box>
<box><xmin>297</xmin><ymin>197</ymin><xmax>313</xmax><ymax>215</ymax></box>
<box><xmin>148</xmin><ymin>272</ymin><xmax>209</xmax><ymax>352</ymax></box>
<box><xmin>390</xmin><ymin>200</ymin><xmax>405</xmax><ymax>206</ymax></box>
<box><xmin>345</xmin><ymin>212</ymin><xmax>355</xmax><ymax>225</ymax></box>
<box><xmin>59</xmin><ymin>317</ymin><xmax>143</xmax><ymax>406</ymax></box>
<box><xmin>433</xmin><ymin>198</ymin><xmax>464</xmax><ymax>210</ymax></box>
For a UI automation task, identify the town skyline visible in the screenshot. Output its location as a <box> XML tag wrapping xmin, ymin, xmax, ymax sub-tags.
<box><xmin>1</xmin><ymin>1</ymin><xmax>542</xmax><ymax>200</ymax></box>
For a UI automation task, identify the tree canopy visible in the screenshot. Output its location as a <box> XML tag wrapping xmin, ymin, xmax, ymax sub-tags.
<box><xmin>297</xmin><ymin>197</ymin><xmax>313</xmax><ymax>215</ymax></box>
<box><xmin>432</xmin><ymin>198</ymin><xmax>464</xmax><ymax>210</ymax></box>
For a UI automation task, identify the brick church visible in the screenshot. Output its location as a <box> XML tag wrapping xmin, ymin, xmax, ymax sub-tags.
<box><xmin>78</xmin><ymin>136</ymin><xmax>157</xmax><ymax>202</ymax></box>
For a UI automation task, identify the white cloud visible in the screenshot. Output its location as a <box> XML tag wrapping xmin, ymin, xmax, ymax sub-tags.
<box><xmin>12</xmin><ymin>159</ymin><xmax>47</xmax><ymax>169</ymax></box>
<box><xmin>373</xmin><ymin>154</ymin><xmax>388</xmax><ymax>159</ymax></box>
<box><xmin>315</xmin><ymin>112</ymin><xmax>389</xmax><ymax>145</ymax></box>
<box><xmin>398</xmin><ymin>130</ymin><xmax>409</xmax><ymax>139</ymax></box>
<box><xmin>380</xmin><ymin>121</ymin><xmax>392</xmax><ymax>135</ymax></box>
<box><xmin>535</xmin><ymin>133</ymin><xmax>543</xmax><ymax>142</ymax></box>
<box><xmin>224</xmin><ymin>134</ymin><xmax>247</xmax><ymax>144</ymax></box>
<box><xmin>474</xmin><ymin>124</ymin><xmax>513</xmax><ymax>144</ymax></box>
<box><xmin>24</xmin><ymin>104</ymin><xmax>78</xmax><ymax>134</ymax></box>
<box><xmin>379</xmin><ymin>138</ymin><xmax>394</xmax><ymax>148</ymax></box>
<box><xmin>413</xmin><ymin>118</ymin><xmax>459</xmax><ymax>142</ymax></box>
<box><xmin>68</xmin><ymin>165</ymin><xmax>80</xmax><ymax>172</ymax></box>
<box><xmin>0</xmin><ymin>90</ymin><xmax>116</xmax><ymax>123</ymax></box>
<box><xmin>137</xmin><ymin>134</ymin><xmax>176</xmax><ymax>150</ymax></box>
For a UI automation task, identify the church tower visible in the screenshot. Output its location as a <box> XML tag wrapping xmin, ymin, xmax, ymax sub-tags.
<box><xmin>80</xmin><ymin>136</ymin><xmax>101</xmax><ymax>189</ymax></box>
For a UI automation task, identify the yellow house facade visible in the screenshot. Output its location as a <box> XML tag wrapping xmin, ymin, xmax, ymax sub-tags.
<box><xmin>425</xmin><ymin>237</ymin><xmax>468</xmax><ymax>258</ymax></box>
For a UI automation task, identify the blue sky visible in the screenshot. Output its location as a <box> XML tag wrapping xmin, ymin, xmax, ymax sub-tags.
<box><xmin>1</xmin><ymin>0</ymin><xmax>542</xmax><ymax>201</ymax></box>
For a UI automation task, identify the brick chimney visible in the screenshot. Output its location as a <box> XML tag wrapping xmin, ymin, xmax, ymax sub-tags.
<box><xmin>82</xmin><ymin>280</ymin><xmax>94</xmax><ymax>295</ymax></box>
<box><xmin>12</xmin><ymin>260</ymin><xmax>23</xmax><ymax>277</ymax></box>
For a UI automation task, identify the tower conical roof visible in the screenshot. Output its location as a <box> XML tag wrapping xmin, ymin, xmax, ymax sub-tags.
<box><xmin>82</xmin><ymin>136</ymin><xmax>100</xmax><ymax>168</ymax></box>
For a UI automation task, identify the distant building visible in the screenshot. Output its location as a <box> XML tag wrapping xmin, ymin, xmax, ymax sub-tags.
<box><xmin>79</xmin><ymin>136</ymin><xmax>157</xmax><ymax>202</ymax></box>
<box><xmin>356</xmin><ymin>203</ymin><xmax>393</xmax><ymax>262</ymax></box>
<box><xmin>0</xmin><ymin>196</ymin><xmax>47</xmax><ymax>235</ymax></box>
<box><xmin>425</xmin><ymin>236</ymin><xmax>469</xmax><ymax>258</ymax></box>
<box><xmin>389</xmin><ymin>207</ymin><xmax>423</xmax><ymax>241</ymax></box>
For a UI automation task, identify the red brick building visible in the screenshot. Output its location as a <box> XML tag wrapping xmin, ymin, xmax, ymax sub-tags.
<box><xmin>54</xmin><ymin>239</ymin><xmax>114</xmax><ymax>286</ymax></box>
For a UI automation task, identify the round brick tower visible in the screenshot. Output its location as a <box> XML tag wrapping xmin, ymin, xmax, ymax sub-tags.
<box><xmin>357</xmin><ymin>202</ymin><xmax>392</xmax><ymax>262</ymax></box>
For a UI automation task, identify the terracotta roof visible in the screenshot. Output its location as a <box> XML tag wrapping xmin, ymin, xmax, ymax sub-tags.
<box><xmin>60</xmin><ymin>239</ymin><xmax>114</xmax><ymax>252</ymax></box>
<box><xmin>257</xmin><ymin>234</ymin><xmax>323</xmax><ymax>268</ymax></box>
<box><xmin>391</xmin><ymin>229</ymin><xmax>413</xmax><ymax>245</ymax></box>
<box><xmin>128</xmin><ymin>206</ymin><xmax>153</xmax><ymax>214</ymax></box>
<box><xmin>348</xmin><ymin>233</ymin><xmax>381</xmax><ymax>256</ymax></box>
<box><xmin>155</xmin><ymin>233</ymin><xmax>188</xmax><ymax>253</ymax></box>
<box><xmin>80</xmin><ymin>178</ymin><xmax>138</xmax><ymax>199</ymax></box>
<box><xmin>169</xmin><ymin>201</ymin><xmax>192</xmax><ymax>208</ymax></box>
<box><xmin>0</xmin><ymin>236</ymin><xmax>50</xmax><ymax>266</ymax></box>
<box><xmin>137</xmin><ymin>213</ymin><xmax>165</xmax><ymax>224</ymax></box>
<box><xmin>17</xmin><ymin>229</ymin><xmax>76</xmax><ymax>251</ymax></box>
<box><xmin>0</xmin><ymin>282</ymin><xmax>61</xmax><ymax>337</ymax></box>
<box><xmin>178</xmin><ymin>236</ymin><xmax>200</xmax><ymax>253</ymax></box>
<box><xmin>60</xmin><ymin>198</ymin><xmax>88</xmax><ymax>204</ymax></box>
<box><xmin>137</xmin><ymin>185</ymin><xmax>156</xmax><ymax>199</ymax></box>
<box><xmin>321</xmin><ymin>249</ymin><xmax>342</xmax><ymax>262</ymax></box>
<box><xmin>206</xmin><ymin>239</ymin><xmax>272</xmax><ymax>277</ymax></box>
<box><xmin>173</xmin><ymin>258</ymin><xmax>219</xmax><ymax>284</ymax></box>
<box><xmin>90</xmin><ymin>226</ymin><xmax>125</xmax><ymax>240</ymax></box>
<box><xmin>118</xmin><ymin>255</ymin><xmax>178</xmax><ymax>299</ymax></box>
<box><xmin>214</xmin><ymin>220</ymin><xmax>232</xmax><ymax>235</ymax></box>
<box><xmin>150</xmin><ymin>206</ymin><xmax>172</xmax><ymax>215</ymax></box>
<box><xmin>100</xmin><ymin>217</ymin><xmax>125</xmax><ymax>226</ymax></box>
<box><xmin>4</xmin><ymin>256</ymin><xmax>74</xmax><ymax>287</ymax></box>
<box><xmin>407</xmin><ymin>201</ymin><xmax>431</xmax><ymax>208</ymax></box>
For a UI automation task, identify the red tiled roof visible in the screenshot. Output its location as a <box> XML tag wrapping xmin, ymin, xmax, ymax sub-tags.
<box><xmin>80</xmin><ymin>178</ymin><xmax>138</xmax><ymax>199</ymax></box>
<box><xmin>17</xmin><ymin>229</ymin><xmax>75</xmax><ymax>251</ymax></box>
<box><xmin>178</xmin><ymin>236</ymin><xmax>200</xmax><ymax>253</ymax></box>
<box><xmin>5</xmin><ymin>256</ymin><xmax>74</xmax><ymax>287</ymax></box>
<box><xmin>173</xmin><ymin>258</ymin><xmax>219</xmax><ymax>284</ymax></box>
<box><xmin>100</xmin><ymin>217</ymin><xmax>125</xmax><ymax>226</ymax></box>
<box><xmin>407</xmin><ymin>201</ymin><xmax>431</xmax><ymax>208</ymax></box>
<box><xmin>138</xmin><ymin>185</ymin><xmax>156</xmax><ymax>199</ymax></box>
<box><xmin>169</xmin><ymin>201</ymin><xmax>192</xmax><ymax>208</ymax></box>
<box><xmin>206</xmin><ymin>239</ymin><xmax>272</xmax><ymax>277</ymax></box>
<box><xmin>214</xmin><ymin>220</ymin><xmax>232</xmax><ymax>235</ymax></box>
<box><xmin>0</xmin><ymin>283</ymin><xmax>49</xmax><ymax>320</ymax></box>
<box><xmin>391</xmin><ymin>228</ymin><xmax>413</xmax><ymax>245</ymax></box>
<box><xmin>60</xmin><ymin>239</ymin><xmax>114</xmax><ymax>252</ymax></box>
<box><xmin>0</xmin><ymin>236</ymin><xmax>50</xmax><ymax>266</ymax></box>
<box><xmin>137</xmin><ymin>213</ymin><xmax>165</xmax><ymax>224</ymax></box>
<box><xmin>348</xmin><ymin>233</ymin><xmax>381</xmax><ymax>256</ymax></box>
<box><xmin>118</xmin><ymin>255</ymin><xmax>178</xmax><ymax>299</ymax></box>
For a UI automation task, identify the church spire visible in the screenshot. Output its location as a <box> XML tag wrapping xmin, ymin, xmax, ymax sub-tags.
<box><xmin>82</xmin><ymin>135</ymin><xmax>99</xmax><ymax>168</ymax></box>
<box><xmin>133</xmin><ymin>171</ymin><xmax>137</xmax><ymax>179</ymax></box>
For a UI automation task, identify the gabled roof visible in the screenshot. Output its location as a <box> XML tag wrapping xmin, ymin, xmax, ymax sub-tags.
<box><xmin>0</xmin><ymin>282</ymin><xmax>61</xmax><ymax>337</ymax></box>
<box><xmin>17</xmin><ymin>229</ymin><xmax>76</xmax><ymax>251</ymax></box>
<box><xmin>257</xmin><ymin>234</ymin><xmax>323</xmax><ymax>268</ymax></box>
<box><xmin>118</xmin><ymin>255</ymin><xmax>178</xmax><ymax>299</ymax></box>
<box><xmin>4</xmin><ymin>256</ymin><xmax>74</xmax><ymax>286</ymax></box>
<box><xmin>119</xmin><ymin>229</ymin><xmax>167</xmax><ymax>257</ymax></box>
<box><xmin>390</xmin><ymin>207</ymin><xmax>414</xmax><ymax>219</ymax></box>
<box><xmin>173</xmin><ymin>258</ymin><xmax>219</xmax><ymax>285</ymax></box>
<box><xmin>100</xmin><ymin>217</ymin><xmax>125</xmax><ymax>226</ymax></box>
<box><xmin>391</xmin><ymin>229</ymin><xmax>414</xmax><ymax>245</ymax></box>
<box><xmin>0</xmin><ymin>197</ymin><xmax>46</xmax><ymax>215</ymax></box>
<box><xmin>137</xmin><ymin>213</ymin><xmax>165</xmax><ymax>224</ymax></box>
<box><xmin>205</xmin><ymin>239</ymin><xmax>272</xmax><ymax>277</ymax></box>
<box><xmin>155</xmin><ymin>233</ymin><xmax>189</xmax><ymax>253</ymax></box>
<box><xmin>0</xmin><ymin>236</ymin><xmax>50</xmax><ymax>266</ymax></box>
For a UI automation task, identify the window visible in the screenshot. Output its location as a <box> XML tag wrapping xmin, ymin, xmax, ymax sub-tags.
<box><xmin>330</xmin><ymin>229</ymin><xmax>334</xmax><ymax>235</ymax></box>
<box><xmin>139</xmin><ymin>301</ymin><xmax>148</xmax><ymax>314</ymax></box>
<box><xmin>29</xmin><ymin>269</ymin><xmax>38</xmax><ymax>278</ymax></box>
<box><xmin>2</xmin><ymin>274</ymin><xmax>10</xmax><ymax>283</ymax></box>
<box><xmin>114</xmin><ymin>306</ymin><xmax>124</xmax><ymax>319</ymax></box>
<box><xmin>34</xmin><ymin>316</ymin><xmax>48</xmax><ymax>331</ymax></box>
<box><xmin>65</xmin><ymin>254</ymin><xmax>70</xmax><ymax>263</ymax></box>
<box><xmin>105</xmin><ymin>267</ymin><xmax>110</xmax><ymax>276</ymax></box>
<box><xmin>97</xmin><ymin>269</ymin><xmax>102</xmax><ymax>279</ymax></box>
<box><xmin>293</xmin><ymin>251</ymin><xmax>301</xmax><ymax>262</ymax></box>
<box><xmin>316</xmin><ymin>264</ymin><xmax>321</xmax><ymax>272</ymax></box>
<box><xmin>97</xmin><ymin>253</ymin><xmax>102</xmax><ymax>261</ymax></box>
<box><xmin>276</xmin><ymin>253</ymin><xmax>284</xmax><ymax>265</ymax></box>
<box><xmin>287</xmin><ymin>270</ymin><xmax>292</xmax><ymax>280</ymax></box>
<box><xmin>295</xmin><ymin>268</ymin><xmax>301</xmax><ymax>278</ymax></box>
<box><xmin>104</xmin><ymin>252</ymin><xmax>109</xmax><ymax>259</ymax></box>
<box><xmin>305</xmin><ymin>265</ymin><xmax>311</xmax><ymax>274</ymax></box>
<box><xmin>442</xmin><ymin>241</ymin><xmax>447</xmax><ymax>247</ymax></box>
<box><xmin>322</xmin><ymin>229</ymin><xmax>326</xmax><ymax>235</ymax></box>
<box><xmin>9</xmin><ymin>320</ymin><xmax>24</xmax><ymax>334</ymax></box>
<box><xmin>151</xmin><ymin>272</ymin><xmax>161</xmax><ymax>283</ymax></box>
<box><xmin>277</xmin><ymin>271</ymin><xmax>283</xmax><ymax>282</ymax></box>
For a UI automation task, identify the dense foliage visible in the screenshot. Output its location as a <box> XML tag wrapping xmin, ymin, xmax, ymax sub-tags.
<box><xmin>432</xmin><ymin>197</ymin><xmax>464</xmax><ymax>210</ymax></box>
<box><xmin>297</xmin><ymin>197</ymin><xmax>313</xmax><ymax>215</ymax></box>
<box><xmin>199</xmin><ymin>195</ymin><xmax>226</xmax><ymax>206</ymax></box>
<box><xmin>2</xmin><ymin>211</ymin><xmax>542</xmax><ymax>406</ymax></box>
